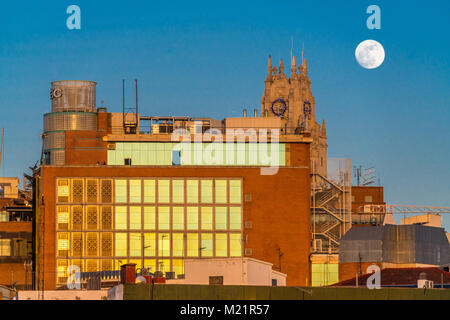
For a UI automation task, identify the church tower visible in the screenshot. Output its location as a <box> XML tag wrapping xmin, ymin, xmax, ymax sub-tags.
<box><xmin>261</xmin><ymin>55</ymin><xmax>328</xmax><ymax>176</ymax></box>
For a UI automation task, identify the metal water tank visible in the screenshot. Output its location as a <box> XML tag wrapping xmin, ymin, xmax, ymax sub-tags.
<box><xmin>50</xmin><ymin>80</ymin><xmax>97</xmax><ymax>112</ymax></box>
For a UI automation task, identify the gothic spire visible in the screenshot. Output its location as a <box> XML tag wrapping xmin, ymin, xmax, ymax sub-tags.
<box><xmin>268</xmin><ymin>55</ymin><xmax>272</xmax><ymax>74</ymax></box>
<box><xmin>303</xmin><ymin>58</ymin><xmax>308</xmax><ymax>76</ymax></box>
<box><xmin>279</xmin><ymin>58</ymin><xmax>285</xmax><ymax>75</ymax></box>
<box><xmin>291</xmin><ymin>55</ymin><xmax>297</xmax><ymax>76</ymax></box>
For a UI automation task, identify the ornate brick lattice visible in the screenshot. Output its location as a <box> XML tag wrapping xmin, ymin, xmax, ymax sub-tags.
<box><xmin>87</xmin><ymin>179</ymin><xmax>98</xmax><ymax>203</ymax></box>
<box><xmin>86</xmin><ymin>233</ymin><xmax>98</xmax><ymax>257</ymax></box>
<box><xmin>86</xmin><ymin>259</ymin><xmax>98</xmax><ymax>272</ymax></box>
<box><xmin>101</xmin><ymin>259</ymin><xmax>113</xmax><ymax>271</ymax></box>
<box><xmin>72</xmin><ymin>179</ymin><xmax>84</xmax><ymax>203</ymax></box>
<box><xmin>72</xmin><ymin>206</ymin><xmax>83</xmax><ymax>230</ymax></box>
<box><xmin>72</xmin><ymin>233</ymin><xmax>83</xmax><ymax>256</ymax></box>
<box><xmin>86</xmin><ymin>206</ymin><xmax>98</xmax><ymax>230</ymax></box>
<box><xmin>101</xmin><ymin>206</ymin><xmax>112</xmax><ymax>230</ymax></box>
<box><xmin>101</xmin><ymin>179</ymin><xmax>113</xmax><ymax>203</ymax></box>
<box><xmin>101</xmin><ymin>233</ymin><xmax>113</xmax><ymax>257</ymax></box>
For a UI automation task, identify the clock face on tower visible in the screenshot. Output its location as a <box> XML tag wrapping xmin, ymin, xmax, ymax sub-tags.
<box><xmin>271</xmin><ymin>98</ymin><xmax>287</xmax><ymax>117</ymax></box>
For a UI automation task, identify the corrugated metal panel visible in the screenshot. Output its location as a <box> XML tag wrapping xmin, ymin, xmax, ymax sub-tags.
<box><xmin>44</xmin><ymin>112</ymin><xmax>97</xmax><ymax>132</ymax></box>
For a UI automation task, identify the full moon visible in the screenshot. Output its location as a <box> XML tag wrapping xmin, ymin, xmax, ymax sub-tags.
<box><xmin>355</xmin><ymin>40</ymin><xmax>385</xmax><ymax>69</ymax></box>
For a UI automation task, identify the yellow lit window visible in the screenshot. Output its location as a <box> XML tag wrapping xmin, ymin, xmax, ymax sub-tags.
<box><xmin>172</xmin><ymin>259</ymin><xmax>184</xmax><ymax>277</ymax></box>
<box><xmin>71</xmin><ymin>206</ymin><xmax>83</xmax><ymax>230</ymax></box>
<box><xmin>158</xmin><ymin>233</ymin><xmax>170</xmax><ymax>257</ymax></box>
<box><xmin>144</xmin><ymin>180</ymin><xmax>156</xmax><ymax>203</ymax></box>
<box><xmin>115</xmin><ymin>179</ymin><xmax>127</xmax><ymax>203</ymax></box>
<box><xmin>129</xmin><ymin>259</ymin><xmax>142</xmax><ymax>270</ymax></box>
<box><xmin>215</xmin><ymin>207</ymin><xmax>227</xmax><ymax>230</ymax></box>
<box><xmin>101</xmin><ymin>232</ymin><xmax>113</xmax><ymax>257</ymax></box>
<box><xmin>186</xmin><ymin>233</ymin><xmax>198</xmax><ymax>257</ymax></box>
<box><xmin>201</xmin><ymin>207</ymin><xmax>212</xmax><ymax>230</ymax></box>
<box><xmin>115</xmin><ymin>233</ymin><xmax>127</xmax><ymax>256</ymax></box>
<box><xmin>229</xmin><ymin>180</ymin><xmax>242</xmax><ymax>204</ymax></box>
<box><xmin>158</xmin><ymin>180</ymin><xmax>170</xmax><ymax>203</ymax></box>
<box><xmin>230</xmin><ymin>233</ymin><xmax>242</xmax><ymax>257</ymax></box>
<box><xmin>86</xmin><ymin>259</ymin><xmax>98</xmax><ymax>272</ymax></box>
<box><xmin>101</xmin><ymin>259</ymin><xmax>113</xmax><ymax>271</ymax></box>
<box><xmin>158</xmin><ymin>206</ymin><xmax>170</xmax><ymax>230</ymax></box>
<box><xmin>130</xmin><ymin>206</ymin><xmax>141</xmax><ymax>229</ymax></box>
<box><xmin>71</xmin><ymin>233</ymin><xmax>83</xmax><ymax>257</ymax></box>
<box><xmin>144</xmin><ymin>259</ymin><xmax>156</xmax><ymax>273</ymax></box>
<box><xmin>57</xmin><ymin>206</ymin><xmax>69</xmax><ymax>230</ymax></box>
<box><xmin>86</xmin><ymin>179</ymin><xmax>98</xmax><ymax>203</ymax></box>
<box><xmin>187</xmin><ymin>207</ymin><xmax>198</xmax><ymax>230</ymax></box>
<box><xmin>86</xmin><ymin>206</ymin><xmax>98</xmax><ymax>230</ymax></box>
<box><xmin>57</xmin><ymin>179</ymin><xmax>69</xmax><ymax>203</ymax></box>
<box><xmin>57</xmin><ymin>259</ymin><xmax>69</xmax><ymax>284</ymax></box>
<box><xmin>129</xmin><ymin>180</ymin><xmax>141</xmax><ymax>203</ymax></box>
<box><xmin>57</xmin><ymin>232</ymin><xmax>69</xmax><ymax>257</ymax></box>
<box><xmin>143</xmin><ymin>206</ymin><xmax>155</xmax><ymax>230</ymax></box>
<box><xmin>144</xmin><ymin>233</ymin><xmax>156</xmax><ymax>256</ymax></box>
<box><xmin>158</xmin><ymin>259</ymin><xmax>170</xmax><ymax>272</ymax></box>
<box><xmin>0</xmin><ymin>239</ymin><xmax>11</xmax><ymax>256</ymax></box>
<box><xmin>172</xmin><ymin>233</ymin><xmax>184</xmax><ymax>257</ymax></box>
<box><xmin>215</xmin><ymin>180</ymin><xmax>227</xmax><ymax>203</ymax></box>
<box><xmin>201</xmin><ymin>180</ymin><xmax>213</xmax><ymax>203</ymax></box>
<box><xmin>71</xmin><ymin>259</ymin><xmax>84</xmax><ymax>272</ymax></box>
<box><xmin>86</xmin><ymin>233</ymin><xmax>98</xmax><ymax>257</ymax></box>
<box><xmin>130</xmin><ymin>233</ymin><xmax>142</xmax><ymax>257</ymax></box>
<box><xmin>115</xmin><ymin>206</ymin><xmax>127</xmax><ymax>229</ymax></box>
<box><xmin>201</xmin><ymin>233</ymin><xmax>213</xmax><ymax>257</ymax></box>
<box><xmin>172</xmin><ymin>207</ymin><xmax>184</xmax><ymax>230</ymax></box>
<box><xmin>172</xmin><ymin>180</ymin><xmax>184</xmax><ymax>203</ymax></box>
<box><xmin>215</xmin><ymin>233</ymin><xmax>228</xmax><ymax>257</ymax></box>
<box><xmin>186</xmin><ymin>180</ymin><xmax>198</xmax><ymax>203</ymax></box>
<box><xmin>230</xmin><ymin>207</ymin><xmax>242</xmax><ymax>230</ymax></box>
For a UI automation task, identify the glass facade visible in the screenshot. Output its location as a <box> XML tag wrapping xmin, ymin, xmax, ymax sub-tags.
<box><xmin>311</xmin><ymin>263</ymin><xmax>339</xmax><ymax>287</ymax></box>
<box><xmin>55</xmin><ymin>177</ymin><xmax>243</xmax><ymax>285</ymax></box>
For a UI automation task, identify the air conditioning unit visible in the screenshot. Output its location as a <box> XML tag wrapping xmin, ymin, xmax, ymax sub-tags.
<box><xmin>418</xmin><ymin>279</ymin><xmax>434</xmax><ymax>289</ymax></box>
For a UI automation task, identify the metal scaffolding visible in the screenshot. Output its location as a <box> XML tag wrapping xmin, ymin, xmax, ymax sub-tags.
<box><xmin>311</xmin><ymin>158</ymin><xmax>352</xmax><ymax>254</ymax></box>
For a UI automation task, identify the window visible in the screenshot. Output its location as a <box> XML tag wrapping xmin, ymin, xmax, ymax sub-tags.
<box><xmin>230</xmin><ymin>233</ymin><xmax>242</xmax><ymax>257</ymax></box>
<box><xmin>72</xmin><ymin>206</ymin><xmax>83</xmax><ymax>230</ymax></box>
<box><xmin>201</xmin><ymin>207</ymin><xmax>213</xmax><ymax>230</ymax></box>
<box><xmin>100</xmin><ymin>206</ymin><xmax>112</xmax><ymax>230</ymax></box>
<box><xmin>115</xmin><ymin>233</ymin><xmax>127</xmax><ymax>256</ymax></box>
<box><xmin>215</xmin><ymin>207</ymin><xmax>227</xmax><ymax>230</ymax></box>
<box><xmin>100</xmin><ymin>179</ymin><xmax>113</xmax><ymax>203</ymax></box>
<box><xmin>86</xmin><ymin>233</ymin><xmax>98</xmax><ymax>257</ymax></box>
<box><xmin>115</xmin><ymin>180</ymin><xmax>127</xmax><ymax>203</ymax></box>
<box><xmin>101</xmin><ymin>233</ymin><xmax>113</xmax><ymax>257</ymax></box>
<box><xmin>158</xmin><ymin>259</ymin><xmax>170</xmax><ymax>272</ymax></box>
<box><xmin>158</xmin><ymin>233</ymin><xmax>170</xmax><ymax>257</ymax></box>
<box><xmin>144</xmin><ymin>259</ymin><xmax>156</xmax><ymax>273</ymax></box>
<box><xmin>215</xmin><ymin>180</ymin><xmax>227</xmax><ymax>203</ymax></box>
<box><xmin>143</xmin><ymin>206</ymin><xmax>155</xmax><ymax>230</ymax></box>
<box><xmin>115</xmin><ymin>206</ymin><xmax>127</xmax><ymax>229</ymax></box>
<box><xmin>57</xmin><ymin>206</ymin><xmax>69</xmax><ymax>230</ymax></box>
<box><xmin>144</xmin><ymin>180</ymin><xmax>156</xmax><ymax>203</ymax></box>
<box><xmin>158</xmin><ymin>207</ymin><xmax>170</xmax><ymax>230</ymax></box>
<box><xmin>201</xmin><ymin>233</ymin><xmax>213</xmax><ymax>257</ymax></box>
<box><xmin>186</xmin><ymin>233</ymin><xmax>198</xmax><ymax>257</ymax></box>
<box><xmin>144</xmin><ymin>233</ymin><xmax>156</xmax><ymax>256</ymax></box>
<box><xmin>130</xmin><ymin>233</ymin><xmax>142</xmax><ymax>257</ymax></box>
<box><xmin>229</xmin><ymin>180</ymin><xmax>241</xmax><ymax>204</ymax></box>
<box><xmin>365</xmin><ymin>195</ymin><xmax>373</xmax><ymax>203</ymax></box>
<box><xmin>86</xmin><ymin>206</ymin><xmax>98</xmax><ymax>230</ymax></box>
<box><xmin>86</xmin><ymin>179</ymin><xmax>98</xmax><ymax>203</ymax></box>
<box><xmin>172</xmin><ymin>233</ymin><xmax>184</xmax><ymax>257</ymax></box>
<box><xmin>130</xmin><ymin>206</ymin><xmax>141</xmax><ymax>229</ymax></box>
<box><xmin>129</xmin><ymin>180</ymin><xmax>141</xmax><ymax>203</ymax></box>
<box><xmin>172</xmin><ymin>207</ymin><xmax>184</xmax><ymax>230</ymax></box>
<box><xmin>230</xmin><ymin>207</ymin><xmax>242</xmax><ymax>230</ymax></box>
<box><xmin>215</xmin><ymin>233</ymin><xmax>227</xmax><ymax>257</ymax></box>
<box><xmin>201</xmin><ymin>180</ymin><xmax>213</xmax><ymax>203</ymax></box>
<box><xmin>124</xmin><ymin>158</ymin><xmax>132</xmax><ymax>165</ymax></box>
<box><xmin>72</xmin><ymin>179</ymin><xmax>84</xmax><ymax>203</ymax></box>
<box><xmin>186</xmin><ymin>180</ymin><xmax>198</xmax><ymax>203</ymax></box>
<box><xmin>172</xmin><ymin>180</ymin><xmax>184</xmax><ymax>203</ymax></box>
<box><xmin>158</xmin><ymin>180</ymin><xmax>170</xmax><ymax>203</ymax></box>
<box><xmin>57</xmin><ymin>233</ymin><xmax>69</xmax><ymax>256</ymax></box>
<box><xmin>71</xmin><ymin>233</ymin><xmax>83</xmax><ymax>256</ymax></box>
<box><xmin>57</xmin><ymin>179</ymin><xmax>69</xmax><ymax>203</ymax></box>
<box><xmin>0</xmin><ymin>239</ymin><xmax>11</xmax><ymax>256</ymax></box>
<box><xmin>187</xmin><ymin>207</ymin><xmax>198</xmax><ymax>230</ymax></box>
<box><xmin>172</xmin><ymin>259</ymin><xmax>184</xmax><ymax>277</ymax></box>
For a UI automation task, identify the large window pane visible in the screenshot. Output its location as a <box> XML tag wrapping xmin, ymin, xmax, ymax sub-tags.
<box><xmin>230</xmin><ymin>233</ymin><xmax>242</xmax><ymax>257</ymax></box>
<box><xmin>186</xmin><ymin>180</ymin><xmax>198</xmax><ymax>203</ymax></box>
<box><xmin>172</xmin><ymin>259</ymin><xmax>184</xmax><ymax>277</ymax></box>
<box><xmin>230</xmin><ymin>207</ymin><xmax>242</xmax><ymax>230</ymax></box>
<box><xmin>158</xmin><ymin>207</ymin><xmax>170</xmax><ymax>230</ymax></box>
<box><xmin>172</xmin><ymin>180</ymin><xmax>184</xmax><ymax>203</ymax></box>
<box><xmin>172</xmin><ymin>207</ymin><xmax>184</xmax><ymax>230</ymax></box>
<box><xmin>215</xmin><ymin>207</ymin><xmax>227</xmax><ymax>230</ymax></box>
<box><xmin>158</xmin><ymin>233</ymin><xmax>170</xmax><ymax>257</ymax></box>
<box><xmin>158</xmin><ymin>180</ymin><xmax>170</xmax><ymax>203</ymax></box>
<box><xmin>215</xmin><ymin>180</ymin><xmax>227</xmax><ymax>203</ymax></box>
<box><xmin>187</xmin><ymin>207</ymin><xmax>198</xmax><ymax>230</ymax></box>
<box><xmin>229</xmin><ymin>180</ymin><xmax>241</xmax><ymax>204</ymax></box>
<box><xmin>172</xmin><ymin>233</ymin><xmax>184</xmax><ymax>257</ymax></box>
<box><xmin>201</xmin><ymin>180</ymin><xmax>212</xmax><ymax>203</ymax></box>
<box><xmin>201</xmin><ymin>207</ymin><xmax>212</xmax><ymax>230</ymax></box>
<box><xmin>129</xmin><ymin>180</ymin><xmax>141</xmax><ymax>203</ymax></box>
<box><xmin>144</xmin><ymin>259</ymin><xmax>156</xmax><ymax>273</ymax></box>
<box><xmin>115</xmin><ymin>206</ymin><xmax>127</xmax><ymax>229</ymax></box>
<box><xmin>115</xmin><ymin>233</ymin><xmax>127</xmax><ymax>256</ymax></box>
<box><xmin>144</xmin><ymin>233</ymin><xmax>156</xmax><ymax>256</ymax></box>
<box><xmin>130</xmin><ymin>206</ymin><xmax>141</xmax><ymax>229</ymax></box>
<box><xmin>144</xmin><ymin>180</ymin><xmax>156</xmax><ymax>203</ymax></box>
<box><xmin>115</xmin><ymin>180</ymin><xmax>127</xmax><ymax>203</ymax></box>
<box><xmin>215</xmin><ymin>233</ymin><xmax>228</xmax><ymax>257</ymax></box>
<box><xmin>158</xmin><ymin>258</ymin><xmax>170</xmax><ymax>273</ymax></box>
<box><xmin>143</xmin><ymin>206</ymin><xmax>155</xmax><ymax>230</ymax></box>
<box><xmin>187</xmin><ymin>233</ymin><xmax>198</xmax><ymax>257</ymax></box>
<box><xmin>201</xmin><ymin>233</ymin><xmax>213</xmax><ymax>257</ymax></box>
<box><xmin>130</xmin><ymin>233</ymin><xmax>142</xmax><ymax>256</ymax></box>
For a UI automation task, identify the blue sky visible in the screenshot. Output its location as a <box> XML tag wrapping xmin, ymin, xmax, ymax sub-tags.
<box><xmin>0</xmin><ymin>1</ymin><xmax>449</xmax><ymax>223</ymax></box>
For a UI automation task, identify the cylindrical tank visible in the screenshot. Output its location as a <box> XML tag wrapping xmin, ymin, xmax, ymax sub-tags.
<box><xmin>51</xmin><ymin>80</ymin><xmax>97</xmax><ymax>112</ymax></box>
